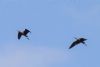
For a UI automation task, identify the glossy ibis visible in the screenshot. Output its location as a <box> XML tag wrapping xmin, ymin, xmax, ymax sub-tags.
<box><xmin>18</xmin><ymin>29</ymin><xmax>31</xmax><ymax>40</ymax></box>
<box><xmin>69</xmin><ymin>38</ymin><xmax>87</xmax><ymax>49</ymax></box>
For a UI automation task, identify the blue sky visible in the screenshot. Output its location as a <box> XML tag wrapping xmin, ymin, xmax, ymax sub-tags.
<box><xmin>0</xmin><ymin>0</ymin><xmax>100</xmax><ymax>67</ymax></box>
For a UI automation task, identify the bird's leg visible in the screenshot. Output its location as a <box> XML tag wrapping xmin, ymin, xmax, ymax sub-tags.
<box><xmin>27</xmin><ymin>37</ymin><xmax>29</xmax><ymax>40</ymax></box>
<box><xmin>25</xmin><ymin>35</ymin><xmax>29</xmax><ymax>40</ymax></box>
<box><xmin>84</xmin><ymin>43</ymin><xmax>87</xmax><ymax>46</ymax></box>
<box><xmin>82</xmin><ymin>42</ymin><xmax>87</xmax><ymax>46</ymax></box>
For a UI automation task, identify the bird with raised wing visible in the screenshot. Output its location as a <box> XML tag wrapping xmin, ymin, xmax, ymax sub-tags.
<box><xmin>69</xmin><ymin>38</ymin><xmax>87</xmax><ymax>49</ymax></box>
<box><xmin>18</xmin><ymin>29</ymin><xmax>31</xmax><ymax>40</ymax></box>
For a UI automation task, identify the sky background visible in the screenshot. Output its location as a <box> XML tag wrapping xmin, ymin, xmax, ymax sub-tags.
<box><xmin>0</xmin><ymin>0</ymin><xmax>100</xmax><ymax>67</ymax></box>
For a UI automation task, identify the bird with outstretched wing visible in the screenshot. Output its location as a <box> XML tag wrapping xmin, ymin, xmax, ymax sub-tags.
<box><xmin>18</xmin><ymin>29</ymin><xmax>31</xmax><ymax>40</ymax></box>
<box><xmin>69</xmin><ymin>38</ymin><xmax>87</xmax><ymax>49</ymax></box>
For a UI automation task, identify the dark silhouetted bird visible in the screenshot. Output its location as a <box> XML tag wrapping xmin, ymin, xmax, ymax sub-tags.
<box><xmin>18</xmin><ymin>29</ymin><xmax>31</xmax><ymax>40</ymax></box>
<box><xmin>69</xmin><ymin>38</ymin><xmax>87</xmax><ymax>49</ymax></box>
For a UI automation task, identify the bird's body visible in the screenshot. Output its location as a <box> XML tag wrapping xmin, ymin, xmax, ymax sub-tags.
<box><xmin>18</xmin><ymin>29</ymin><xmax>31</xmax><ymax>40</ymax></box>
<box><xmin>69</xmin><ymin>38</ymin><xmax>87</xmax><ymax>49</ymax></box>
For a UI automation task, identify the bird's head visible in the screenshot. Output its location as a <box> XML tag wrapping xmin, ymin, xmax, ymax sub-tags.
<box><xmin>81</xmin><ymin>38</ymin><xmax>87</xmax><ymax>41</ymax></box>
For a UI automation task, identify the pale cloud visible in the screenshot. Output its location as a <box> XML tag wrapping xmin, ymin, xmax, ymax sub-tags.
<box><xmin>0</xmin><ymin>44</ymin><xmax>69</xmax><ymax>67</ymax></box>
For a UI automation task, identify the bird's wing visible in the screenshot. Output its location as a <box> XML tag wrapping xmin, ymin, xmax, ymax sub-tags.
<box><xmin>18</xmin><ymin>32</ymin><xmax>22</xmax><ymax>39</ymax></box>
<box><xmin>69</xmin><ymin>41</ymin><xmax>79</xmax><ymax>49</ymax></box>
<box><xmin>24</xmin><ymin>29</ymin><xmax>30</xmax><ymax>35</ymax></box>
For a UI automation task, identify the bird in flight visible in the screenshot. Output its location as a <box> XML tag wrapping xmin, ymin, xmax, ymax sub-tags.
<box><xmin>18</xmin><ymin>29</ymin><xmax>31</xmax><ymax>40</ymax></box>
<box><xmin>69</xmin><ymin>37</ymin><xmax>87</xmax><ymax>49</ymax></box>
